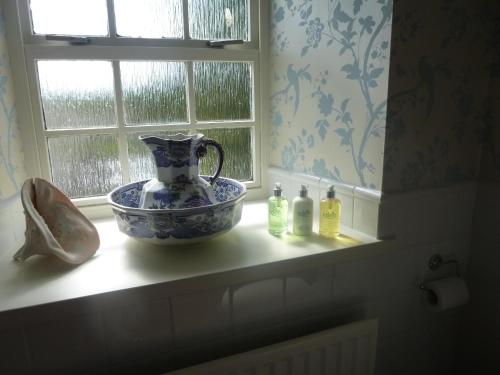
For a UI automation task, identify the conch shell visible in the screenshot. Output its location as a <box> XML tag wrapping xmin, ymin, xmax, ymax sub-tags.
<box><xmin>14</xmin><ymin>178</ymin><xmax>100</xmax><ymax>264</ymax></box>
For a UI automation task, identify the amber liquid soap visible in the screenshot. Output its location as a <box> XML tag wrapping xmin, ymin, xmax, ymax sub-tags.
<box><xmin>319</xmin><ymin>185</ymin><xmax>341</xmax><ymax>238</ymax></box>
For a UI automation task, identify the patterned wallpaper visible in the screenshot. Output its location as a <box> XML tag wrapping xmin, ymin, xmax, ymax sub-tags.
<box><xmin>478</xmin><ymin>17</ymin><xmax>500</xmax><ymax>183</ymax></box>
<box><xmin>0</xmin><ymin>1</ymin><xmax>497</xmax><ymax>198</ymax></box>
<box><xmin>0</xmin><ymin>4</ymin><xmax>25</xmax><ymax>199</ymax></box>
<box><xmin>270</xmin><ymin>0</ymin><xmax>393</xmax><ymax>190</ymax></box>
<box><xmin>382</xmin><ymin>0</ymin><xmax>499</xmax><ymax>192</ymax></box>
<box><xmin>479</xmin><ymin>101</ymin><xmax>500</xmax><ymax>183</ymax></box>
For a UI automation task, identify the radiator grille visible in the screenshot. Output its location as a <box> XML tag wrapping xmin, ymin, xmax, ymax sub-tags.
<box><xmin>168</xmin><ymin>318</ymin><xmax>378</xmax><ymax>375</ymax></box>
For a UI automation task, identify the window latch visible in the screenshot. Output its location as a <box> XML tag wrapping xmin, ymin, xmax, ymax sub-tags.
<box><xmin>207</xmin><ymin>39</ymin><xmax>244</xmax><ymax>48</ymax></box>
<box><xmin>45</xmin><ymin>35</ymin><xmax>91</xmax><ymax>45</ymax></box>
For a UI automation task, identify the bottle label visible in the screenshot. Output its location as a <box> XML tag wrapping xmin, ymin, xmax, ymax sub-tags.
<box><xmin>296</xmin><ymin>208</ymin><xmax>311</xmax><ymax>218</ymax></box>
<box><xmin>321</xmin><ymin>211</ymin><xmax>337</xmax><ymax>219</ymax></box>
<box><xmin>270</xmin><ymin>207</ymin><xmax>282</xmax><ymax>217</ymax></box>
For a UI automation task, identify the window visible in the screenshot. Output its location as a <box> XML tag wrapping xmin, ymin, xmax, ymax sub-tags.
<box><xmin>7</xmin><ymin>0</ymin><xmax>265</xmax><ymax>205</ymax></box>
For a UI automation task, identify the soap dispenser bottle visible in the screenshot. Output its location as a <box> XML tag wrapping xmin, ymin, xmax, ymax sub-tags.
<box><xmin>268</xmin><ymin>183</ymin><xmax>288</xmax><ymax>235</ymax></box>
<box><xmin>292</xmin><ymin>185</ymin><xmax>313</xmax><ymax>236</ymax></box>
<box><xmin>319</xmin><ymin>185</ymin><xmax>341</xmax><ymax>238</ymax></box>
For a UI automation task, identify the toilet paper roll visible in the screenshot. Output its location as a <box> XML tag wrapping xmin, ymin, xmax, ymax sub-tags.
<box><xmin>423</xmin><ymin>277</ymin><xmax>469</xmax><ymax>312</ymax></box>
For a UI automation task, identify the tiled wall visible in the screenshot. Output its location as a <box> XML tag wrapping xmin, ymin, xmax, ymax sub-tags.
<box><xmin>0</xmin><ymin>182</ymin><xmax>476</xmax><ymax>375</ymax></box>
<box><xmin>0</xmin><ymin>1</ymin><xmax>496</xmax><ymax>375</ymax></box>
<box><xmin>457</xmin><ymin>183</ymin><xmax>500</xmax><ymax>374</ymax></box>
<box><xmin>0</xmin><ymin>193</ymin><xmax>25</xmax><ymax>260</ymax></box>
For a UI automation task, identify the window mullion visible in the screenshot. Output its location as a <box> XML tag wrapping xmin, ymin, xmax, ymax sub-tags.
<box><xmin>106</xmin><ymin>0</ymin><xmax>117</xmax><ymax>38</ymax></box>
<box><xmin>186</xmin><ymin>61</ymin><xmax>197</xmax><ymax>132</ymax></box>
<box><xmin>42</xmin><ymin>128</ymin><xmax>121</xmax><ymax>137</ymax></box>
<box><xmin>182</xmin><ymin>0</ymin><xmax>194</xmax><ymax>133</ymax></box>
<box><xmin>182</xmin><ymin>0</ymin><xmax>190</xmax><ymax>40</ymax></box>
<box><xmin>112</xmin><ymin>60</ymin><xmax>131</xmax><ymax>185</ymax></box>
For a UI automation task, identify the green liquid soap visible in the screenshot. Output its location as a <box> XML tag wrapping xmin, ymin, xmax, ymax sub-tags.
<box><xmin>268</xmin><ymin>183</ymin><xmax>288</xmax><ymax>235</ymax></box>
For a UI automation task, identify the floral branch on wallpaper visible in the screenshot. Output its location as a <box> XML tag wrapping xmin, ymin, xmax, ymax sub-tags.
<box><xmin>271</xmin><ymin>0</ymin><xmax>392</xmax><ymax>189</ymax></box>
<box><xmin>383</xmin><ymin>0</ymin><xmax>500</xmax><ymax>189</ymax></box>
<box><xmin>0</xmin><ymin>50</ymin><xmax>20</xmax><ymax>198</ymax></box>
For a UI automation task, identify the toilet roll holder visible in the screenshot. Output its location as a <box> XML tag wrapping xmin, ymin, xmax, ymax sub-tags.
<box><xmin>419</xmin><ymin>254</ymin><xmax>460</xmax><ymax>291</ymax></box>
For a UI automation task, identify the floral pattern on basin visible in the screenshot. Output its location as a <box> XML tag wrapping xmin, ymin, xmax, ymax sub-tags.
<box><xmin>108</xmin><ymin>176</ymin><xmax>246</xmax><ymax>245</ymax></box>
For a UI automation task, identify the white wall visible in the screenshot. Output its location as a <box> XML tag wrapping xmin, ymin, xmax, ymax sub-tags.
<box><xmin>457</xmin><ymin>183</ymin><xmax>500</xmax><ymax>374</ymax></box>
<box><xmin>0</xmin><ymin>181</ymin><xmax>476</xmax><ymax>374</ymax></box>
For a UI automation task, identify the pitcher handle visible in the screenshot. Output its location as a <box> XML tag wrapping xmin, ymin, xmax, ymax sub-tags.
<box><xmin>199</xmin><ymin>138</ymin><xmax>224</xmax><ymax>185</ymax></box>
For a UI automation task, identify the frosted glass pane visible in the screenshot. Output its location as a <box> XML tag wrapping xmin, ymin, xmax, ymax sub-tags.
<box><xmin>38</xmin><ymin>61</ymin><xmax>116</xmax><ymax>129</ymax></box>
<box><xmin>30</xmin><ymin>0</ymin><xmax>108</xmax><ymax>36</ymax></box>
<box><xmin>127</xmin><ymin>128</ymin><xmax>252</xmax><ymax>182</ymax></box>
<box><xmin>198</xmin><ymin>128</ymin><xmax>252</xmax><ymax>181</ymax></box>
<box><xmin>189</xmin><ymin>0</ymin><xmax>249</xmax><ymax>41</ymax></box>
<box><xmin>194</xmin><ymin>62</ymin><xmax>251</xmax><ymax>121</ymax></box>
<box><xmin>48</xmin><ymin>135</ymin><xmax>122</xmax><ymax>198</ymax></box>
<box><xmin>121</xmin><ymin>61</ymin><xmax>187</xmax><ymax>125</ymax></box>
<box><xmin>114</xmin><ymin>0</ymin><xmax>183</xmax><ymax>38</ymax></box>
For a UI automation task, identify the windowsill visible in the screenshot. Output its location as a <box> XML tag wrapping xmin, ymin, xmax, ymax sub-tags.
<box><xmin>0</xmin><ymin>201</ymin><xmax>389</xmax><ymax>314</ymax></box>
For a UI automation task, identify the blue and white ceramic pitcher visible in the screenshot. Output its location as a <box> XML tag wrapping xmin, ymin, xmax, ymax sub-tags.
<box><xmin>138</xmin><ymin>133</ymin><xmax>224</xmax><ymax>209</ymax></box>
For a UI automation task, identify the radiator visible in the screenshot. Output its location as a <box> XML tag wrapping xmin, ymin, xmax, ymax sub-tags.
<box><xmin>168</xmin><ymin>318</ymin><xmax>378</xmax><ymax>375</ymax></box>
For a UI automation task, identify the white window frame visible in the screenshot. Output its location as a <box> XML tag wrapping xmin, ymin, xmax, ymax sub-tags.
<box><xmin>4</xmin><ymin>0</ymin><xmax>270</xmax><ymax>216</ymax></box>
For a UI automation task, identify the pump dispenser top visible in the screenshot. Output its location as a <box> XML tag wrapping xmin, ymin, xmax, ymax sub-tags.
<box><xmin>299</xmin><ymin>184</ymin><xmax>308</xmax><ymax>198</ymax></box>
<box><xmin>274</xmin><ymin>183</ymin><xmax>283</xmax><ymax>197</ymax></box>
<box><xmin>327</xmin><ymin>185</ymin><xmax>335</xmax><ymax>198</ymax></box>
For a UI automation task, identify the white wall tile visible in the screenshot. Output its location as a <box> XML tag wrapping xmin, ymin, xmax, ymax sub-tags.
<box><xmin>366</xmin><ymin>244</ymin><xmax>418</xmax><ymax>297</ymax></box>
<box><xmin>285</xmin><ymin>266</ymin><xmax>333</xmax><ymax>316</ymax></box>
<box><xmin>171</xmin><ymin>287</ymin><xmax>230</xmax><ymax>347</ymax></box>
<box><xmin>377</xmin><ymin>192</ymin><xmax>424</xmax><ymax>244</ymax></box>
<box><xmin>365</xmin><ymin>291</ymin><xmax>413</xmax><ymax>339</ymax></box>
<box><xmin>0</xmin><ymin>315</ymin><xmax>30</xmax><ymax>375</ymax></box>
<box><xmin>458</xmin><ymin>183</ymin><xmax>500</xmax><ymax>372</ymax></box>
<box><xmin>269</xmin><ymin>168</ymin><xmax>385</xmax><ymax>235</ymax></box>
<box><xmin>333</xmin><ymin>259</ymin><xmax>376</xmax><ymax>304</ymax></box>
<box><xmin>25</xmin><ymin>312</ymin><xmax>106</xmax><ymax>374</ymax></box>
<box><xmin>418</xmin><ymin>189</ymin><xmax>459</xmax><ymax>243</ymax></box>
<box><xmin>353</xmin><ymin>187</ymin><xmax>380</xmax><ymax>237</ymax></box>
<box><xmin>103</xmin><ymin>297</ymin><xmax>172</xmax><ymax>364</ymax></box>
<box><xmin>0</xmin><ymin>192</ymin><xmax>25</xmax><ymax>260</ymax></box>
<box><xmin>378</xmin><ymin>183</ymin><xmax>476</xmax><ymax>245</ymax></box>
<box><xmin>232</xmin><ymin>278</ymin><xmax>285</xmax><ymax>330</ymax></box>
<box><xmin>412</xmin><ymin>240</ymin><xmax>467</xmax><ymax>284</ymax></box>
<box><xmin>473</xmin><ymin>184</ymin><xmax>500</xmax><ymax>234</ymax></box>
<box><xmin>461</xmin><ymin>284</ymin><xmax>500</xmax><ymax>341</ymax></box>
<box><xmin>376</xmin><ymin>330</ymin><xmax>429</xmax><ymax>375</ymax></box>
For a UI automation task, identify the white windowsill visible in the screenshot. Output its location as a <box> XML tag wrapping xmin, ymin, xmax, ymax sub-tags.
<box><xmin>0</xmin><ymin>201</ymin><xmax>390</xmax><ymax>314</ymax></box>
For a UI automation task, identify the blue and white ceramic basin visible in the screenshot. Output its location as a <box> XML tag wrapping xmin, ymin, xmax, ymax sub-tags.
<box><xmin>107</xmin><ymin>176</ymin><xmax>246</xmax><ymax>245</ymax></box>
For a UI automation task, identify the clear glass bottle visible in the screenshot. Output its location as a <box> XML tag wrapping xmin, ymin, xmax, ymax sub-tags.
<box><xmin>319</xmin><ymin>185</ymin><xmax>341</xmax><ymax>238</ymax></box>
<box><xmin>268</xmin><ymin>183</ymin><xmax>288</xmax><ymax>235</ymax></box>
<box><xmin>292</xmin><ymin>185</ymin><xmax>313</xmax><ymax>236</ymax></box>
